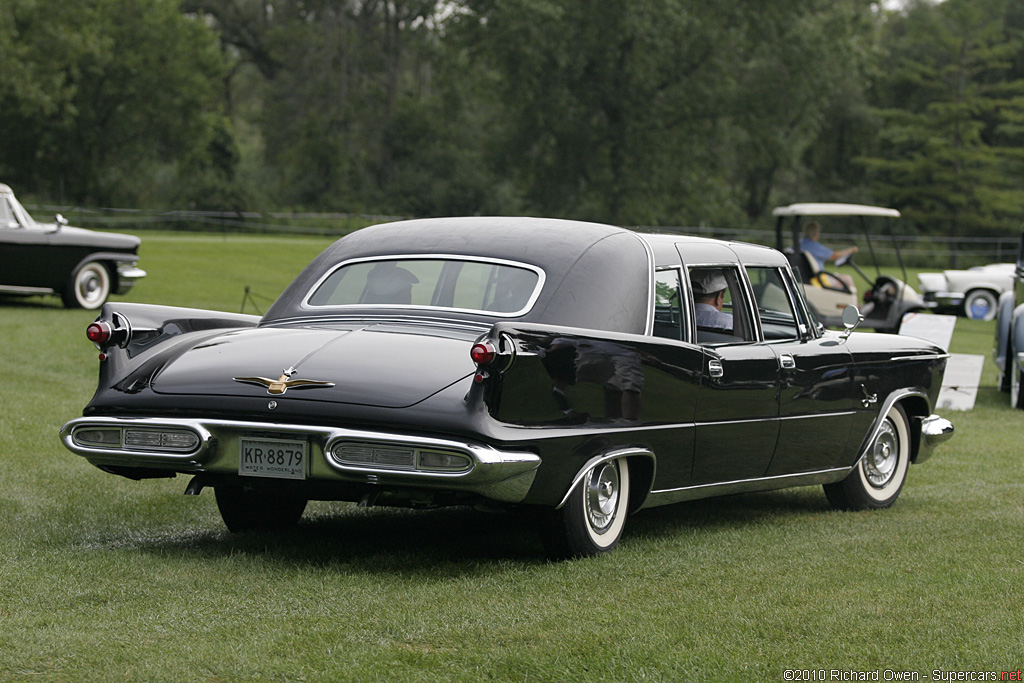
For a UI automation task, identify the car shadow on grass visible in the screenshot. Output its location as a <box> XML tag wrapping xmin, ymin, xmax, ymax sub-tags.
<box><xmin>105</xmin><ymin>488</ymin><xmax>840</xmax><ymax>570</ymax></box>
<box><xmin>0</xmin><ymin>294</ymin><xmax>67</xmax><ymax>309</ymax></box>
<box><xmin>627</xmin><ymin>488</ymin><xmax>835</xmax><ymax>541</ymax></box>
<box><xmin>119</xmin><ymin>505</ymin><xmax>552</xmax><ymax>570</ymax></box>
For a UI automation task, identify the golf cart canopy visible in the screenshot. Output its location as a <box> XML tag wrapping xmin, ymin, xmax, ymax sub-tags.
<box><xmin>772</xmin><ymin>203</ymin><xmax>901</xmax><ymax>218</ymax></box>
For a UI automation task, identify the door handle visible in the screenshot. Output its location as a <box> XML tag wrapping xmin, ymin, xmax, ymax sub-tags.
<box><xmin>779</xmin><ymin>354</ymin><xmax>796</xmax><ymax>370</ymax></box>
<box><xmin>708</xmin><ymin>359</ymin><xmax>724</xmax><ymax>378</ymax></box>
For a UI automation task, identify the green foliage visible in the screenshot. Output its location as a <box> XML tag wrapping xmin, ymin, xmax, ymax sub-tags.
<box><xmin>862</xmin><ymin>0</ymin><xmax>1024</xmax><ymax>245</ymax></box>
<box><xmin>0</xmin><ymin>0</ymin><xmax>231</xmax><ymax>205</ymax></box>
<box><xmin>3</xmin><ymin>0</ymin><xmax>1024</xmax><ymax>234</ymax></box>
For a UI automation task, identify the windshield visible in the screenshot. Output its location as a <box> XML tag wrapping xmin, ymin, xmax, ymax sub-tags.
<box><xmin>1</xmin><ymin>192</ymin><xmax>37</xmax><ymax>229</ymax></box>
<box><xmin>305</xmin><ymin>257</ymin><xmax>544</xmax><ymax>316</ymax></box>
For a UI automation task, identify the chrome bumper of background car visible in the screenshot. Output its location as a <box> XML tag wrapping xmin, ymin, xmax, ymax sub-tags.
<box><xmin>114</xmin><ymin>264</ymin><xmax>147</xmax><ymax>294</ymax></box>
<box><xmin>916</xmin><ymin>414</ymin><xmax>954</xmax><ymax>464</ymax></box>
<box><xmin>922</xmin><ymin>291</ymin><xmax>963</xmax><ymax>308</ymax></box>
<box><xmin>60</xmin><ymin>416</ymin><xmax>541</xmax><ymax>503</ymax></box>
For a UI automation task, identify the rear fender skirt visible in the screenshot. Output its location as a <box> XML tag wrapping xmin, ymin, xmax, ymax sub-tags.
<box><xmin>555</xmin><ymin>446</ymin><xmax>656</xmax><ymax>512</ymax></box>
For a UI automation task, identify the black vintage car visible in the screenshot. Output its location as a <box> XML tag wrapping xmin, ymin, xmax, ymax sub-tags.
<box><xmin>61</xmin><ymin>217</ymin><xmax>953</xmax><ymax>558</ymax></box>
<box><xmin>0</xmin><ymin>183</ymin><xmax>146</xmax><ymax>309</ymax></box>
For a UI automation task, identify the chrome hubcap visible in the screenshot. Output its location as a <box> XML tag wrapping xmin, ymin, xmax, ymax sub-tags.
<box><xmin>79</xmin><ymin>268</ymin><xmax>105</xmax><ymax>304</ymax></box>
<box><xmin>586</xmin><ymin>462</ymin><xmax>620</xmax><ymax>534</ymax></box>
<box><xmin>864</xmin><ymin>419</ymin><xmax>899</xmax><ymax>488</ymax></box>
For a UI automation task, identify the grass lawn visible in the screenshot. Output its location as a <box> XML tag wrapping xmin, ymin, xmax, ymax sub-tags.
<box><xmin>1</xmin><ymin>232</ymin><xmax>1022</xmax><ymax>682</ymax></box>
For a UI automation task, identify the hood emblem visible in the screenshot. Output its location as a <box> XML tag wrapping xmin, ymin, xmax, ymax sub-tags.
<box><xmin>233</xmin><ymin>367</ymin><xmax>335</xmax><ymax>395</ymax></box>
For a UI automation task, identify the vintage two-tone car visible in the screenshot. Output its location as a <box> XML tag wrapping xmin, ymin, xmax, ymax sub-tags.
<box><xmin>1</xmin><ymin>183</ymin><xmax>146</xmax><ymax>309</ymax></box>
<box><xmin>61</xmin><ymin>217</ymin><xmax>954</xmax><ymax>558</ymax></box>
<box><xmin>919</xmin><ymin>262</ymin><xmax>1015</xmax><ymax>321</ymax></box>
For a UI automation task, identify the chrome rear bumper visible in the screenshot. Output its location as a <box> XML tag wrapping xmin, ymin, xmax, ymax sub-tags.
<box><xmin>60</xmin><ymin>416</ymin><xmax>540</xmax><ymax>503</ymax></box>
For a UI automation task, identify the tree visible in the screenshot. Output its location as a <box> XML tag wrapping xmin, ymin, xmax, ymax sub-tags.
<box><xmin>451</xmin><ymin>0</ymin><xmax>881</xmax><ymax>226</ymax></box>
<box><xmin>862</xmin><ymin>0</ymin><xmax>1024</xmax><ymax>259</ymax></box>
<box><xmin>0</xmin><ymin>0</ymin><xmax>229</xmax><ymax>205</ymax></box>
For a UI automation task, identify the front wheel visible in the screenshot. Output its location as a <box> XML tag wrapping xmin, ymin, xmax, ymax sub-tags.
<box><xmin>963</xmin><ymin>289</ymin><xmax>998</xmax><ymax>321</ymax></box>
<box><xmin>539</xmin><ymin>457</ymin><xmax>630</xmax><ymax>559</ymax></box>
<box><xmin>62</xmin><ymin>261</ymin><xmax>111</xmax><ymax>309</ymax></box>
<box><xmin>215</xmin><ymin>486</ymin><xmax>307</xmax><ymax>532</ymax></box>
<box><xmin>824</xmin><ymin>404</ymin><xmax>910</xmax><ymax>510</ymax></box>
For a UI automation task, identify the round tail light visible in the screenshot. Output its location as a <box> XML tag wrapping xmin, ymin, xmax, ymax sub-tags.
<box><xmin>87</xmin><ymin>321</ymin><xmax>113</xmax><ymax>345</ymax></box>
<box><xmin>470</xmin><ymin>341</ymin><xmax>497</xmax><ymax>365</ymax></box>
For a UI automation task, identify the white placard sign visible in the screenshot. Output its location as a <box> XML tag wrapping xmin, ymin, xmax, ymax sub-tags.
<box><xmin>936</xmin><ymin>353</ymin><xmax>985</xmax><ymax>411</ymax></box>
<box><xmin>898</xmin><ymin>313</ymin><xmax>957</xmax><ymax>351</ymax></box>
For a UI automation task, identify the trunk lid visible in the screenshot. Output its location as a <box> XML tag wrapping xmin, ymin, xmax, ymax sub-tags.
<box><xmin>151</xmin><ymin>324</ymin><xmax>479</xmax><ymax>408</ymax></box>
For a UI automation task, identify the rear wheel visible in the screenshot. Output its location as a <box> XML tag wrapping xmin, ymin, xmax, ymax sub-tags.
<box><xmin>215</xmin><ymin>486</ymin><xmax>307</xmax><ymax>532</ymax></box>
<box><xmin>540</xmin><ymin>457</ymin><xmax>630</xmax><ymax>559</ymax></box>
<box><xmin>963</xmin><ymin>289</ymin><xmax>998</xmax><ymax>321</ymax></box>
<box><xmin>824</xmin><ymin>404</ymin><xmax>910</xmax><ymax>510</ymax></box>
<box><xmin>62</xmin><ymin>261</ymin><xmax>111</xmax><ymax>309</ymax></box>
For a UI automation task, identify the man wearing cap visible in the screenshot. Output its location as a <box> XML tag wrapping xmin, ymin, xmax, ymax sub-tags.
<box><xmin>691</xmin><ymin>269</ymin><xmax>733</xmax><ymax>330</ymax></box>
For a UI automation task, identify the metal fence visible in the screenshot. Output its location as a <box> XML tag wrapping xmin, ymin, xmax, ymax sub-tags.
<box><xmin>26</xmin><ymin>203</ymin><xmax>1021</xmax><ymax>268</ymax></box>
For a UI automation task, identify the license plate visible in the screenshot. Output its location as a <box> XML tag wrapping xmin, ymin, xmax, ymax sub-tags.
<box><xmin>239</xmin><ymin>437</ymin><xmax>308</xmax><ymax>480</ymax></box>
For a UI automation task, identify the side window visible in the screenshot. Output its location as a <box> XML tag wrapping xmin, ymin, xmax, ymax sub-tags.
<box><xmin>747</xmin><ymin>266</ymin><xmax>800</xmax><ymax>340</ymax></box>
<box><xmin>688</xmin><ymin>266</ymin><xmax>754</xmax><ymax>344</ymax></box>
<box><xmin>653</xmin><ymin>269</ymin><xmax>686</xmax><ymax>341</ymax></box>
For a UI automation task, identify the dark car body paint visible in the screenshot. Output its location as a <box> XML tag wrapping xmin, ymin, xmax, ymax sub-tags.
<box><xmin>68</xmin><ymin>217</ymin><xmax>949</xmax><ymax>513</ymax></box>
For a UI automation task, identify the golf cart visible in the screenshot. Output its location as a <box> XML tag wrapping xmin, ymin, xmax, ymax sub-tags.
<box><xmin>773</xmin><ymin>203</ymin><xmax>928</xmax><ymax>333</ymax></box>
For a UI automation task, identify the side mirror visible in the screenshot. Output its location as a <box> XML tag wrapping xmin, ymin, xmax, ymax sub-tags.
<box><xmin>54</xmin><ymin>214</ymin><xmax>69</xmax><ymax>231</ymax></box>
<box><xmin>840</xmin><ymin>305</ymin><xmax>863</xmax><ymax>340</ymax></box>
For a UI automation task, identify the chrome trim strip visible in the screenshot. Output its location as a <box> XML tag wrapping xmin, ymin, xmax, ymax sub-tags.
<box><xmin>61</xmin><ymin>416</ymin><xmax>541</xmax><ymax>503</ymax></box>
<box><xmin>265</xmin><ymin>314</ymin><xmax>492</xmax><ymax>334</ymax></box>
<box><xmin>890</xmin><ymin>353</ymin><xmax>950</xmax><ymax>362</ymax></box>
<box><xmin>555</xmin><ymin>447</ymin><xmax>656</xmax><ymax>510</ymax></box>
<box><xmin>634</xmin><ymin>233</ymin><xmax>657</xmax><ymax>335</ymax></box>
<box><xmin>299</xmin><ymin>254</ymin><xmax>547</xmax><ymax>318</ymax></box>
<box><xmin>0</xmin><ymin>284</ymin><xmax>55</xmax><ymax>295</ymax></box>
<box><xmin>644</xmin><ymin>465</ymin><xmax>853</xmax><ymax>507</ymax></box>
<box><xmin>693</xmin><ymin>410</ymin><xmax>856</xmax><ymax>428</ymax></box>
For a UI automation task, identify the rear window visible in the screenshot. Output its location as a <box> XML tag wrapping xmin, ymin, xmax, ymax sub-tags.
<box><xmin>305</xmin><ymin>257</ymin><xmax>544</xmax><ymax>315</ymax></box>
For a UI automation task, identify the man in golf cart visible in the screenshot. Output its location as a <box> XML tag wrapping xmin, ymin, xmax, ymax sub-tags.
<box><xmin>774</xmin><ymin>203</ymin><xmax>928</xmax><ymax>333</ymax></box>
<box><xmin>800</xmin><ymin>221</ymin><xmax>858</xmax><ymax>290</ymax></box>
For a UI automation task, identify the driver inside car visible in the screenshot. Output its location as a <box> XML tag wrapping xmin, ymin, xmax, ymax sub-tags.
<box><xmin>800</xmin><ymin>221</ymin><xmax>858</xmax><ymax>289</ymax></box>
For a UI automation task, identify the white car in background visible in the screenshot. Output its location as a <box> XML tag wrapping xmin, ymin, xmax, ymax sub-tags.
<box><xmin>918</xmin><ymin>263</ymin><xmax>1015</xmax><ymax>321</ymax></box>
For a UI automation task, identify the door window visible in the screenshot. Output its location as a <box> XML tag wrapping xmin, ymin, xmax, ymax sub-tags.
<box><xmin>652</xmin><ymin>269</ymin><xmax>686</xmax><ymax>342</ymax></box>
<box><xmin>747</xmin><ymin>266</ymin><xmax>801</xmax><ymax>340</ymax></box>
<box><xmin>687</xmin><ymin>266</ymin><xmax>754</xmax><ymax>344</ymax></box>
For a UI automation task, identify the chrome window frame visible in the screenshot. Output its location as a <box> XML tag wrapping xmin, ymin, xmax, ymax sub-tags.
<box><xmin>300</xmin><ymin>254</ymin><xmax>547</xmax><ymax>318</ymax></box>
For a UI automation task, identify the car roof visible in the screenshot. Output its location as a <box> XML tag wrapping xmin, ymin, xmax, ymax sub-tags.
<box><xmin>639</xmin><ymin>232</ymin><xmax>789</xmax><ymax>268</ymax></box>
<box><xmin>263</xmin><ymin>216</ymin><xmax>655</xmax><ymax>334</ymax></box>
<box><xmin>772</xmin><ymin>203</ymin><xmax>900</xmax><ymax>218</ymax></box>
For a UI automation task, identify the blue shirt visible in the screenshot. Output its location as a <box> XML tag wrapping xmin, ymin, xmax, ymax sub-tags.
<box><xmin>799</xmin><ymin>238</ymin><xmax>833</xmax><ymax>270</ymax></box>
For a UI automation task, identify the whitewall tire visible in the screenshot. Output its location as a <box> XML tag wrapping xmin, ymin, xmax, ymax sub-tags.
<box><xmin>824</xmin><ymin>404</ymin><xmax>910</xmax><ymax>510</ymax></box>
